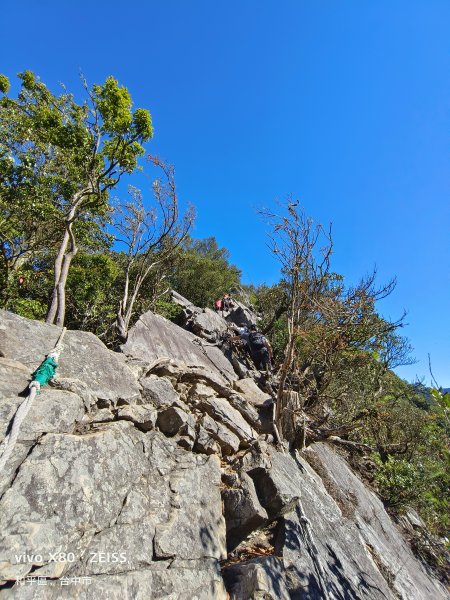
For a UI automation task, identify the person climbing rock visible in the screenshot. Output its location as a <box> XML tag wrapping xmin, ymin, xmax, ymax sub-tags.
<box><xmin>214</xmin><ymin>298</ymin><xmax>223</xmax><ymax>312</ymax></box>
<box><xmin>247</xmin><ymin>324</ymin><xmax>273</xmax><ymax>371</ymax></box>
<box><xmin>222</xmin><ymin>293</ymin><xmax>233</xmax><ymax>311</ymax></box>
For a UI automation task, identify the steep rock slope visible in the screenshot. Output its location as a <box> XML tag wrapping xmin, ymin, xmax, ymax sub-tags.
<box><xmin>0</xmin><ymin>310</ymin><xmax>447</xmax><ymax>599</ymax></box>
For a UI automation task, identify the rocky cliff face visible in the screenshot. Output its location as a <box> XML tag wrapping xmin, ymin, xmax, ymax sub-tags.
<box><xmin>0</xmin><ymin>302</ymin><xmax>448</xmax><ymax>599</ymax></box>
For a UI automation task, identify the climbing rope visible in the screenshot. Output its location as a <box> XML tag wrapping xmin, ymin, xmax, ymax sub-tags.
<box><xmin>0</xmin><ymin>327</ymin><xmax>67</xmax><ymax>475</ymax></box>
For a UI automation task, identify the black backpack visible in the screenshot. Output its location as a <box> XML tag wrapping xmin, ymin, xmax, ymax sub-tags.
<box><xmin>248</xmin><ymin>331</ymin><xmax>266</xmax><ymax>351</ymax></box>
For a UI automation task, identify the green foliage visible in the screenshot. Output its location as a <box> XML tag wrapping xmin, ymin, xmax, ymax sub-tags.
<box><xmin>153</xmin><ymin>299</ymin><xmax>184</xmax><ymax>322</ymax></box>
<box><xmin>169</xmin><ymin>236</ymin><xmax>241</xmax><ymax>307</ymax></box>
<box><xmin>0</xmin><ymin>70</ymin><xmax>153</xmax><ymax>322</ymax></box>
<box><xmin>7</xmin><ymin>298</ymin><xmax>47</xmax><ymax>321</ymax></box>
<box><xmin>374</xmin><ymin>457</ymin><xmax>426</xmax><ymax>507</ymax></box>
<box><xmin>93</xmin><ymin>76</ymin><xmax>132</xmax><ymax>134</ymax></box>
<box><xmin>64</xmin><ymin>253</ymin><xmax>121</xmax><ymax>337</ymax></box>
<box><xmin>0</xmin><ymin>75</ymin><xmax>10</xmax><ymax>94</ymax></box>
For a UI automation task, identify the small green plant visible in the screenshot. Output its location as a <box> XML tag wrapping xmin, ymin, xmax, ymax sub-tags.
<box><xmin>374</xmin><ymin>457</ymin><xmax>425</xmax><ymax>508</ymax></box>
<box><xmin>154</xmin><ymin>299</ymin><xmax>183</xmax><ymax>322</ymax></box>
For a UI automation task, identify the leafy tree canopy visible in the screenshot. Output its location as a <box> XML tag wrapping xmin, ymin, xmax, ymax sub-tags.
<box><xmin>168</xmin><ymin>236</ymin><xmax>241</xmax><ymax>308</ymax></box>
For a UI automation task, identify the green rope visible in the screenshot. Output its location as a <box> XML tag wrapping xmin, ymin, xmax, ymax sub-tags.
<box><xmin>31</xmin><ymin>356</ymin><xmax>58</xmax><ymax>389</ymax></box>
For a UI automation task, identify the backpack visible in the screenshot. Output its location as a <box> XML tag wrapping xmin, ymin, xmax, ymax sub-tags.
<box><xmin>248</xmin><ymin>331</ymin><xmax>266</xmax><ymax>351</ymax></box>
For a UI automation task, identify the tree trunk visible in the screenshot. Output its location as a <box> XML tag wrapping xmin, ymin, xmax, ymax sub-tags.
<box><xmin>115</xmin><ymin>266</ymin><xmax>131</xmax><ymax>342</ymax></box>
<box><xmin>276</xmin><ymin>390</ymin><xmax>303</xmax><ymax>449</ymax></box>
<box><xmin>46</xmin><ymin>192</ymin><xmax>85</xmax><ymax>326</ymax></box>
<box><xmin>46</xmin><ymin>228</ymin><xmax>70</xmax><ymax>324</ymax></box>
<box><xmin>55</xmin><ymin>246</ymin><xmax>77</xmax><ymax>326</ymax></box>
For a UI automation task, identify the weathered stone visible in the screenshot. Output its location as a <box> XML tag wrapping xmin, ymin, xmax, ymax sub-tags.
<box><xmin>295</xmin><ymin>443</ymin><xmax>449</xmax><ymax>600</ymax></box>
<box><xmin>0</xmin><ymin>311</ymin><xmax>140</xmax><ymax>403</ymax></box>
<box><xmin>0</xmin><ymin>421</ymin><xmax>147</xmax><ymax>581</ymax></box>
<box><xmin>0</xmin><ymin>358</ymin><xmax>29</xmax><ymax>399</ymax></box>
<box><xmin>0</xmin><ymin>428</ymin><xmax>228</xmax><ymax>595</ymax></box>
<box><xmin>171</xmin><ymin>289</ymin><xmax>197</xmax><ymax>311</ymax></box>
<box><xmin>88</xmin><ymin>407</ymin><xmax>115</xmax><ymax>423</ymax></box>
<box><xmin>223</xmin><ymin>556</ymin><xmax>290</xmax><ymax>600</ymax></box>
<box><xmin>117</xmin><ymin>404</ymin><xmax>157</xmax><ymax>431</ymax></box>
<box><xmin>1</xmin><ymin>560</ymin><xmax>227</xmax><ymax>599</ymax></box>
<box><xmin>233</xmin><ymin>377</ymin><xmax>273</xmax><ymax>408</ymax></box>
<box><xmin>0</xmin><ymin>303</ymin><xmax>447</xmax><ymax>600</ymax></box>
<box><xmin>247</xmin><ymin>449</ymin><xmax>302</xmax><ymax>517</ymax></box>
<box><xmin>122</xmin><ymin>310</ymin><xmax>237</xmax><ymax>385</ymax></box>
<box><xmin>222</xmin><ymin>472</ymin><xmax>268</xmax><ymax>550</ymax></box>
<box><xmin>200</xmin><ymin>414</ymin><xmax>240</xmax><ymax>455</ymax></box>
<box><xmin>71</xmin><ymin>521</ymin><xmax>156</xmax><ymax>576</ymax></box>
<box><xmin>139</xmin><ymin>374</ymin><xmax>180</xmax><ymax>408</ymax></box>
<box><xmin>226</xmin><ymin>392</ymin><xmax>262</xmax><ymax>431</ymax></box>
<box><xmin>0</xmin><ymin>359</ymin><xmax>86</xmax><ymax>495</ymax></box>
<box><xmin>171</xmin><ymin>290</ymin><xmax>227</xmax><ymax>342</ymax></box>
<box><xmin>198</xmin><ymin>396</ymin><xmax>257</xmax><ymax>442</ymax></box>
<box><xmin>152</xmin><ymin>450</ymin><xmax>226</xmax><ymax>561</ymax></box>
<box><xmin>188</xmin><ymin>381</ymin><xmax>218</xmax><ymax>403</ymax></box>
<box><xmin>194</xmin><ymin>425</ymin><xmax>221</xmax><ymax>455</ymax></box>
<box><xmin>225</xmin><ymin>299</ymin><xmax>258</xmax><ymax>328</ymax></box>
<box><xmin>0</xmin><ymin>360</ymin><xmax>85</xmax><ymax>444</ymax></box>
<box><xmin>187</xmin><ymin>308</ymin><xmax>225</xmax><ymax>340</ymax></box>
<box><xmin>156</xmin><ymin>406</ymin><xmax>194</xmax><ymax>436</ymax></box>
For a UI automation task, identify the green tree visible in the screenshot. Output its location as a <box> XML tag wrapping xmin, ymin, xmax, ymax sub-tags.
<box><xmin>64</xmin><ymin>252</ymin><xmax>121</xmax><ymax>337</ymax></box>
<box><xmin>0</xmin><ymin>71</ymin><xmax>153</xmax><ymax>325</ymax></box>
<box><xmin>169</xmin><ymin>236</ymin><xmax>241</xmax><ymax>307</ymax></box>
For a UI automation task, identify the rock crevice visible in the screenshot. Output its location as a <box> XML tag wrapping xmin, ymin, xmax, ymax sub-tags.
<box><xmin>0</xmin><ymin>308</ymin><xmax>448</xmax><ymax>600</ymax></box>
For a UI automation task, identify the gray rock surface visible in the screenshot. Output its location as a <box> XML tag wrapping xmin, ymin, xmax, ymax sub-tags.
<box><xmin>171</xmin><ymin>290</ymin><xmax>227</xmax><ymax>342</ymax></box>
<box><xmin>0</xmin><ymin>311</ymin><xmax>447</xmax><ymax>600</ymax></box>
<box><xmin>116</xmin><ymin>403</ymin><xmax>157</xmax><ymax>431</ymax></box>
<box><xmin>0</xmin><ymin>311</ymin><xmax>140</xmax><ymax>403</ymax></box>
<box><xmin>224</xmin><ymin>556</ymin><xmax>291</xmax><ymax>600</ymax></box>
<box><xmin>234</xmin><ymin>377</ymin><xmax>273</xmax><ymax>407</ymax></box>
<box><xmin>139</xmin><ymin>374</ymin><xmax>180</xmax><ymax>408</ymax></box>
<box><xmin>225</xmin><ymin>299</ymin><xmax>258</xmax><ymax>328</ymax></box>
<box><xmin>222</xmin><ymin>472</ymin><xmax>268</xmax><ymax>550</ymax></box>
<box><xmin>198</xmin><ymin>396</ymin><xmax>257</xmax><ymax>443</ymax></box>
<box><xmin>122</xmin><ymin>310</ymin><xmax>237</xmax><ymax>384</ymax></box>
<box><xmin>199</xmin><ymin>414</ymin><xmax>241</xmax><ymax>455</ymax></box>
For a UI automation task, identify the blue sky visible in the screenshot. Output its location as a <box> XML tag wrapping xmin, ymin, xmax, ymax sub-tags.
<box><xmin>2</xmin><ymin>0</ymin><xmax>449</xmax><ymax>385</ymax></box>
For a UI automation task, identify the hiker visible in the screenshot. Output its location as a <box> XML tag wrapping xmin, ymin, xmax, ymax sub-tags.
<box><xmin>229</xmin><ymin>323</ymin><xmax>250</xmax><ymax>349</ymax></box>
<box><xmin>222</xmin><ymin>293</ymin><xmax>233</xmax><ymax>311</ymax></box>
<box><xmin>235</xmin><ymin>323</ymin><xmax>249</xmax><ymax>344</ymax></box>
<box><xmin>214</xmin><ymin>298</ymin><xmax>223</xmax><ymax>312</ymax></box>
<box><xmin>247</xmin><ymin>324</ymin><xmax>273</xmax><ymax>371</ymax></box>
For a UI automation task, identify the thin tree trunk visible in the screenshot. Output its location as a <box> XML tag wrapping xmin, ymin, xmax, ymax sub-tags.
<box><xmin>115</xmin><ymin>266</ymin><xmax>131</xmax><ymax>341</ymax></box>
<box><xmin>46</xmin><ymin>192</ymin><xmax>85</xmax><ymax>325</ymax></box>
<box><xmin>46</xmin><ymin>228</ymin><xmax>70</xmax><ymax>324</ymax></box>
<box><xmin>55</xmin><ymin>244</ymin><xmax>77</xmax><ymax>326</ymax></box>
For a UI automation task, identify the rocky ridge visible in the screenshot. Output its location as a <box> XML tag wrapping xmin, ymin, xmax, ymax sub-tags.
<box><xmin>0</xmin><ymin>296</ymin><xmax>448</xmax><ymax>599</ymax></box>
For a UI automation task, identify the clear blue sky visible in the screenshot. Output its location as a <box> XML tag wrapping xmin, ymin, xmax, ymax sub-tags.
<box><xmin>2</xmin><ymin>1</ymin><xmax>449</xmax><ymax>385</ymax></box>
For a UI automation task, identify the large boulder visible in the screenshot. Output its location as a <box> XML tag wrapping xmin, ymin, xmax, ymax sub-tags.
<box><xmin>171</xmin><ymin>290</ymin><xmax>227</xmax><ymax>342</ymax></box>
<box><xmin>0</xmin><ymin>426</ymin><xmax>227</xmax><ymax>597</ymax></box>
<box><xmin>0</xmin><ymin>561</ymin><xmax>227</xmax><ymax>599</ymax></box>
<box><xmin>233</xmin><ymin>378</ymin><xmax>273</xmax><ymax>408</ymax></box>
<box><xmin>222</xmin><ymin>472</ymin><xmax>268</xmax><ymax>550</ymax></box>
<box><xmin>0</xmin><ymin>356</ymin><xmax>86</xmax><ymax>495</ymax></box>
<box><xmin>235</xmin><ymin>442</ymin><xmax>449</xmax><ymax>600</ymax></box>
<box><xmin>298</xmin><ymin>443</ymin><xmax>450</xmax><ymax>600</ymax></box>
<box><xmin>0</xmin><ymin>311</ymin><xmax>140</xmax><ymax>404</ymax></box>
<box><xmin>225</xmin><ymin>299</ymin><xmax>258</xmax><ymax>328</ymax></box>
<box><xmin>122</xmin><ymin>310</ymin><xmax>237</xmax><ymax>385</ymax></box>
